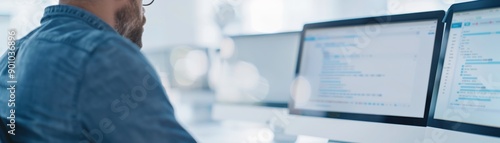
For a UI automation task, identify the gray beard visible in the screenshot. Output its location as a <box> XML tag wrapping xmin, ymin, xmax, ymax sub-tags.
<box><xmin>115</xmin><ymin>4</ymin><xmax>144</xmax><ymax>49</ymax></box>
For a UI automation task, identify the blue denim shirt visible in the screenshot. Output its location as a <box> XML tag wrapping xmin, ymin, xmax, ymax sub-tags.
<box><xmin>0</xmin><ymin>5</ymin><xmax>196</xmax><ymax>143</ymax></box>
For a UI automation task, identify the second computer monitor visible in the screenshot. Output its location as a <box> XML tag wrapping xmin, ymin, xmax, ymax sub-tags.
<box><xmin>427</xmin><ymin>1</ymin><xmax>500</xmax><ymax>142</ymax></box>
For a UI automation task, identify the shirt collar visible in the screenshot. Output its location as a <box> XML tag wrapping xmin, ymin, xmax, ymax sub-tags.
<box><xmin>41</xmin><ymin>5</ymin><xmax>116</xmax><ymax>33</ymax></box>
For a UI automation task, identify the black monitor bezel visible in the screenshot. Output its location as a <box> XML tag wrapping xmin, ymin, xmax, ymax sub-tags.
<box><xmin>289</xmin><ymin>11</ymin><xmax>446</xmax><ymax>126</ymax></box>
<box><xmin>427</xmin><ymin>0</ymin><xmax>500</xmax><ymax>137</ymax></box>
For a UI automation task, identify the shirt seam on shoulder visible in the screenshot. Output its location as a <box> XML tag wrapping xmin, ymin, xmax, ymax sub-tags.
<box><xmin>31</xmin><ymin>38</ymin><xmax>93</xmax><ymax>54</ymax></box>
<box><xmin>72</xmin><ymin>37</ymin><xmax>116</xmax><ymax>137</ymax></box>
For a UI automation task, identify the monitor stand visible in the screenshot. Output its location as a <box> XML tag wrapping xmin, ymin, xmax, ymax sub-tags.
<box><xmin>295</xmin><ymin>135</ymin><xmax>355</xmax><ymax>143</ymax></box>
<box><xmin>286</xmin><ymin>115</ymin><xmax>427</xmax><ymax>143</ymax></box>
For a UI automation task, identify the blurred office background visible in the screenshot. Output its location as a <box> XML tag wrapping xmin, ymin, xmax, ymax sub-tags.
<box><xmin>0</xmin><ymin>0</ymin><xmax>474</xmax><ymax>142</ymax></box>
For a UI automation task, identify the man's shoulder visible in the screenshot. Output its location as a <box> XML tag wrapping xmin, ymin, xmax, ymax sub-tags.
<box><xmin>28</xmin><ymin>19</ymin><xmax>135</xmax><ymax>54</ymax></box>
<box><xmin>13</xmin><ymin>20</ymin><xmax>146</xmax><ymax>75</ymax></box>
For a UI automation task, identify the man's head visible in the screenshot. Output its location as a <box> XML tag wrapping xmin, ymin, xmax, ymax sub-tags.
<box><xmin>60</xmin><ymin>0</ymin><xmax>147</xmax><ymax>48</ymax></box>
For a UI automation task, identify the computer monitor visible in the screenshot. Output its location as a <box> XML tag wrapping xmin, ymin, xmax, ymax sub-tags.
<box><xmin>286</xmin><ymin>11</ymin><xmax>445</xmax><ymax>143</ymax></box>
<box><xmin>213</xmin><ymin>32</ymin><xmax>300</xmax><ymax>123</ymax></box>
<box><xmin>427</xmin><ymin>1</ymin><xmax>500</xmax><ymax>142</ymax></box>
<box><xmin>143</xmin><ymin>46</ymin><xmax>216</xmax><ymax>123</ymax></box>
<box><xmin>142</xmin><ymin>46</ymin><xmax>212</xmax><ymax>91</ymax></box>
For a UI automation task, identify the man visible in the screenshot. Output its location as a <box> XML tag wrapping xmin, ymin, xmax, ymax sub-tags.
<box><xmin>0</xmin><ymin>0</ymin><xmax>196</xmax><ymax>142</ymax></box>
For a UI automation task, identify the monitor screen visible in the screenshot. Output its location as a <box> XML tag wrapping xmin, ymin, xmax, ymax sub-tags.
<box><xmin>433</xmin><ymin>7</ymin><xmax>500</xmax><ymax>128</ymax></box>
<box><xmin>294</xmin><ymin>20</ymin><xmax>440</xmax><ymax>118</ymax></box>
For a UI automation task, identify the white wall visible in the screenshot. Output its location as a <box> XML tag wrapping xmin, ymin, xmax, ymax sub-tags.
<box><xmin>142</xmin><ymin>0</ymin><xmax>201</xmax><ymax>49</ymax></box>
<box><xmin>387</xmin><ymin>0</ymin><xmax>476</xmax><ymax>14</ymax></box>
<box><xmin>0</xmin><ymin>0</ymin><xmax>476</xmax><ymax>52</ymax></box>
<box><xmin>232</xmin><ymin>0</ymin><xmax>387</xmax><ymax>34</ymax></box>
